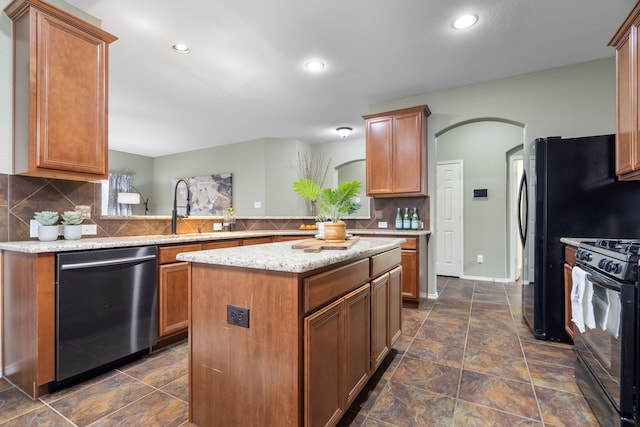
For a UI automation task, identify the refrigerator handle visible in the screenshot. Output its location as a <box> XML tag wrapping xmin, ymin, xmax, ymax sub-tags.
<box><xmin>517</xmin><ymin>172</ymin><xmax>528</xmax><ymax>246</ymax></box>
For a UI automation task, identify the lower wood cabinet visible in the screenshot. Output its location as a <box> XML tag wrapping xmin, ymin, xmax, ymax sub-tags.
<box><xmin>372</xmin><ymin>266</ymin><xmax>402</xmax><ymax>370</ymax></box>
<box><xmin>563</xmin><ymin>245</ymin><xmax>577</xmax><ymax>342</ymax></box>
<box><xmin>158</xmin><ymin>262</ymin><xmax>190</xmax><ymax>337</ymax></box>
<box><xmin>304</xmin><ymin>283</ymin><xmax>370</xmax><ymax>427</ymax></box>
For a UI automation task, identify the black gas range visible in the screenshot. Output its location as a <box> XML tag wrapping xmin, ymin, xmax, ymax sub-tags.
<box><xmin>573</xmin><ymin>238</ymin><xmax>639</xmax><ymax>426</ymax></box>
<box><xmin>576</xmin><ymin>239</ymin><xmax>640</xmax><ymax>282</ymax></box>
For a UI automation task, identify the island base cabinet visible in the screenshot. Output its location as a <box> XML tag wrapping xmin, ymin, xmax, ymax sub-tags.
<box><xmin>304</xmin><ymin>284</ymin><xmax>371</xmax><ymax>427</ymax></box>
<box><xmin>189</xmin><ymin>264</ymin><xmax>302</xmax><ymax>427</ymax></box>
<box><xmin>371</xmin><ymin>266</ymin><xmax>402</xmax><ymax>371</ymax></box>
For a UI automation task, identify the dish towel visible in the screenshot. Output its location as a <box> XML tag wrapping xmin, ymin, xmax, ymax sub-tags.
<box><xmin>606</xmin><ymin>288</ymin><xmax>621</xmax><ymax>338</ymax></box>
<box><xmin>583</xmin><ymin>275</ymin><xmax>596</xmax><ymax>330</ymax></box>
<box><xmin>571</xmin><ymin>266</ymin><xmax>588</xmax><ymax>333</ymax></box>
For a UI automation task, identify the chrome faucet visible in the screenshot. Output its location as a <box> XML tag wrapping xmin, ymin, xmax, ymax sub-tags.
<box><xmin>171</xmin><ymin>179</ymin><xmax>191</xmax><ymax>234</ymax></box>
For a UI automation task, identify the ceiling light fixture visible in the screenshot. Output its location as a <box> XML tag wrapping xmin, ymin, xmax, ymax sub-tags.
<box><xmin>336</xmin><ymin>127</ymin><xmax>352</xmax><ymax>138</ymax></box>
<box><xmin>452</xmin><ymin>14</ymin><xmax>478</xmax><ymax>30</ymax></box>
<box><xmin>172</xmin><ymin>43</ymin><xmax>190</xmax><ymax>54</ymax></box>
<box><xmin>305</xmin><ymin>60</ymin><xmax>325</xmax><ymax>71</ymax></box>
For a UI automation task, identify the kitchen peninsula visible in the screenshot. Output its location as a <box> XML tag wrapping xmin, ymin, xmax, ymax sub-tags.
<box><xmin>177</xmin><ymin>237</ymin><xmax>404</xmax><ymax>427</ymax></box>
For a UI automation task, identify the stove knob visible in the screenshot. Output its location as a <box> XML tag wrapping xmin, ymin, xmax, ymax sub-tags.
<box><xmin>586</xmin><ymin>253</ymin><xmax>593</xmax><ymax>261</ymax></box>
<box><xmin>604</xmin><ymin>260</ymin><xmax>618</xmax><ymax>273</ymax></box>
<box><xmin>598</xmin><ymin>259</ymin><xmax>607</xmax><ymax>269</ymax></box>
<box><xmin>613</xmin><ymin>262</ymin><xmax>622</xmax><ymax>274</ymax></box>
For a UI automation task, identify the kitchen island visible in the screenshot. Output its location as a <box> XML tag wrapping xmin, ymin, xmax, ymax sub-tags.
<box><xmin>177</xmin><ymin>237</ymin><xmax>404</xmax><ymax>427</ymax></box>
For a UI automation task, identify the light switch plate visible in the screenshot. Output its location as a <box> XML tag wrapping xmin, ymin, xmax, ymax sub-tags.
<box><xmin>30</xmin><ymin>220</ymin><xmax>39</xmax><ymax>238</ymax></box>
<box><xmin>81</xmin><ymin>224</ymin><xmax>97</xmax><ymax>235</ymax></box>
<box><xmin>254</xmin><ymin>201</ymin><xmax>262</xmax><ymax>208</ymax></box>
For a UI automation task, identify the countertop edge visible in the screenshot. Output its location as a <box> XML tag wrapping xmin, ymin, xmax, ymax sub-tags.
<box><xmin>0</xmin><ymin>229</ymin><xmax>430</xmax><ymax>253</ymax></box>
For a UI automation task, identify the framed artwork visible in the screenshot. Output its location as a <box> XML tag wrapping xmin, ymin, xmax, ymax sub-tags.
<box><xmin>173</xmin><ymin>173</ymin><xmax>232</xmax><ymax>216</ymax></box>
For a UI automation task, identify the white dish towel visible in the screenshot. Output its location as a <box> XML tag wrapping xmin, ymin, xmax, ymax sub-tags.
<box><xmin>606</xmin><ymin>288</ymin><xmax>621</xmax><ymax>338</ymax></box>
<box><xmin>571</xmin><ymin>266</ymin><xmax>596</xmax><ymax>332</ymax></box>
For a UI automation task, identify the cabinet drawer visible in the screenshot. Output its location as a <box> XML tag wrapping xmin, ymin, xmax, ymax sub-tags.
<box><xmin>564</xmin><ymin>245</ymin><xmax>577</xmax><ymax>266</ymax></box>
<box><xmin>205</xmin><ymin>240</ymin><xmax>241</xmax><ymax>250</ymax></box>
<box><xmin>304</xmin><ymin>258</ymin><xmax>370</xmax><ymax>314</ymax></box>
<box><xmin>242</xmin><ymin>237</ymin><xmax>272</xmax><ymax>246</ymax></box>
<box><xmin>371</xmin><ymin>247</ymin><xmax>402</xmax><ymax>277</ymax></box>
<box><xmin>400</xmin><ymin>238</ymin><xmax>417</xmax><ymax>250</ymax></box>
<box><xmin>158</xmin><ymin>243</ymin><xmax>204</xmax><ymax>264</ymax></box>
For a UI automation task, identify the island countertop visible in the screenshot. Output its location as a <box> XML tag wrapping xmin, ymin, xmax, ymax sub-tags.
<box><xmin>176</xmin><ymin>236</ymin><xmax>405</xmax><ymax>273</ymax></box>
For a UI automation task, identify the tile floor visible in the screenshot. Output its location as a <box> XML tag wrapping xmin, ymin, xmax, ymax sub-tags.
<box><xmin>0</xmin><ymin>276</ymin><xmax>599</xmax><ymax>426</ymax></box>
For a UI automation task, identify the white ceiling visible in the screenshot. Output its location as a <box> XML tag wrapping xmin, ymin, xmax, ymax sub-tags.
<box><xmin>62</xmin><ymin>0</ymin><xmax>636</xmax><ymax>158</ymax></box>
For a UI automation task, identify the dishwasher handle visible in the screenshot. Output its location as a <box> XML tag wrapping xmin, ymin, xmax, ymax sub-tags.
<box><xmin>60</xmin><ymin>254</ymin><xmax>157</xmax><ymax>271</ymax></box>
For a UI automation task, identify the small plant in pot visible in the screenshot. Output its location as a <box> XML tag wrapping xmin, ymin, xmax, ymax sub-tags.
<box><xmin>293</xmin><ymin>179</ymin><xmax>362</xmax><ymax>242</ymax></box>
<box><xmin>222</xmin><ymin>207</ymin><xmax>236</xmax><ymax>232</ymax></box>
<box><xmin>34</xmin><ymin>211</ymin><xmax>59</xmax><ymax>241</ymax></box>
<box><xmin>61</xmin><ymin>210</ymin><xmax>84</xmax><ymax>240</ymax></box>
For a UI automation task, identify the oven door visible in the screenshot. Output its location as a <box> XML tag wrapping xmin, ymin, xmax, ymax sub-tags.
<box><xmin>572</xmin><ymin>263</ymin><xmax>636</xmax><ymax>422</ymax></box>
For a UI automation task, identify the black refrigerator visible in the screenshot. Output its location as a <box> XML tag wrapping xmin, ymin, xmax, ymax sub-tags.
<box><xmin>518</xmin><ymin>134</ymin><xmax>640</xmax><ymax>343</ymax></box>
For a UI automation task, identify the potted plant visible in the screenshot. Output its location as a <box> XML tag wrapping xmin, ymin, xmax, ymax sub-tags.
<box><xmin>34</xmin><ymin>210</ymin><xmax>59</xmax><ymax>241</ymax></box>
<box><xmin>292</xmin><ymin>178</ymin><xmax>326</xmax><ymax>234</ymax></box>
<box><xmin>61</xmin><ymin>210</ymin><xmax>84</xmax><ymax>240</ymax></box>
<box><xmin>223</xmin><ymin>207</ymin><xmax>236</xmax><ymax>231</ymax></box>
<box><xmin>293</xmin><ymin>179</ymin><xmax>361</xmax><ymax>242</ymax></box>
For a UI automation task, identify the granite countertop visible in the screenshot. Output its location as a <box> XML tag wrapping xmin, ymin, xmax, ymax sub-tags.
<box><xmin>560</xmin><ymin>237</ymin><xmax>597</xmax><ymax>247</ymax></box>
<box><xmin>177</xmin><ymin>237</ymin><xmax>406</xmax><ymax>273</ymax></box>
<box><xmin>0</xmin><ymin>229</ymin><xmax>430</xmax><ymax>254</ymax></box>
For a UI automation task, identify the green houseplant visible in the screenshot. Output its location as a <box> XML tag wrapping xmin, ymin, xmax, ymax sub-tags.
<box><xmin>61</xmin><ymin>210</ymin><xmax>84</xmax><ymax>240</ymax></box>
<box><xmin>293</xmin><ymin>179</ymin><xmax>361</xmax><ymax>241</ymax></box>
<box><xmin>34</xmin><ymin>210</ymin><xmax>59</xmax><ymax>241</ymax></box>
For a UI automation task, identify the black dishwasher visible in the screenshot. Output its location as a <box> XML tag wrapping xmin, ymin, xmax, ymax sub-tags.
<box><xmin>55</xmin><ymin>246</ymin><xmax>158</xmax><ymax>382</ymax></box>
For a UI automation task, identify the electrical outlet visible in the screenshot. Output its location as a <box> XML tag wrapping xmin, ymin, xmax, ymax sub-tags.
<box><xmin>477</xmin><ymin>255</ymin><xmax>484</xmax><ymax>264</ymax></box>
<box><xmin>227</xmin><ymin>304</ymin><xmax>250</xmax><ymax>328</ymax></box>
<box><xmin>81</xmin><ymin>224</ymin><xmax>97</xmax><ymax>235</ymax></box>
<box><xmin>378</xmin><ymin>221</ymin><xmax>388</xmax><ymax>228</ymax></box>
<box><xmin>254</xmin><ymin>201</ymin><xmax>261</xmax><ymax>208</ymax></box>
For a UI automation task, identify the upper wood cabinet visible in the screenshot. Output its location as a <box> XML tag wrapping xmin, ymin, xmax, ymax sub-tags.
<box><xmin>362</xmin><ymin>105</ymin><xmax>430</xmax><ymax>196</ymax></box>
<box><xmin>5</xmin><ymin>0</ymin><xmax>117</xmax><ymax>181</ymax></box>
<box><xmin>610</xmin><ymin>3</ymin><xmax>640</xmax><ymax>180</ymax></box>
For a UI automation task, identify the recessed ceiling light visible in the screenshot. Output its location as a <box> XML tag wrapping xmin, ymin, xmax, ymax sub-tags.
<box><xmin>452</xmin><ymin>14</ymin><xmax>478</xmax><ymax>30</ymax></box>
<box><xmin>305</xmin><ymin>60</ymin><xmax>325</xmax><ymax>71</ymax></box>
<box><xmin>172</xmin><ymin>43</ymin><xmax>190</xmax><ymax>54</ymax></box>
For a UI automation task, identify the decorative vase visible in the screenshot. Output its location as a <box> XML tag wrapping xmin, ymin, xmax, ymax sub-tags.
<box><xmin>315</xmin><ymin>221</ymin><xmax>326</xmax><ymax>237</ymax></box>
<box><xmin>37</xmin><ymin>225</ymin><xmax>59</xmax><ymax>242</ymax></box>
<box><xmin>63</xmin><ymin>225</ymin><xmax>82</xmax><ymax>240</ymax></box>
<box><xmin>323</xmin><ymin>222</ymin><xmax>346</xmax><ymax>243</ymax></box>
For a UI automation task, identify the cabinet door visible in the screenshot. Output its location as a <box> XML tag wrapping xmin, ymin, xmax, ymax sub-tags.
<box><xmin>393</xmin><ymin>111</ymin><xmax>425</xmax><ymax>194</ymax></box>
<box><xmin>371</xmin><ymin>273</ymin><xmax>390</xmax><ymax>370</ymax></box>
<box><xmin>304</xmin><ymin>299</ymin><xmax>344</xmax><ymax>427</ymax></box>
<box><xmin>388</xmin><ymin>266</ymin><xmax>403</xmax><ymax>347</ymax></box>
<box><xmin>344</xmin><ymin>284</ymin><xmax>371</xmax><ymax>406</ymax></box>
<box><xmin>563</xmin><ymin>263</ymin><xmax>574</xmax><ymax>342</ymax></box>
<box><xmin>365</xmin><ymin>116</ymin><xmax>394</xmax><ymax>195</ymax></box>
<box><xmin>616</xmin><ymin>28</ymin><xmax>636</xmax><ymax>176</ymax></box>
<box><xmin>401</xmin><ymin>250</ymin><xmax>419</xmax><ymax>302</ymax></box>
<box><xmin>158</xmin><ymin>262</ymin><xmax>190</xmax><ymax>338</ymax></box>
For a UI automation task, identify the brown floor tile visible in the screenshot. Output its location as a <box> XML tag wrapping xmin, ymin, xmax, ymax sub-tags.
<box><xmin>463</xmin><ymin>347</ymin><xmax>530</xmax><ymax>382</ymax></box>
<box><xmin>467</xmin><ymin>317</ymin><xmax>519</xmax><ymax>338</ymax></box>
<box><xmin>392</xmin><ymin>333</ymin><xmax>414</xmax><ymax>353</ymax></box>
<box><xmin>0</xmin><ymin>405</ymin><xmax>74</xmax><ymax>426</ymax></box>
<box><xmin>458</xmin><ymin>370</ymin><xmax>541</xmax><ymax>421</ymax></box>
<box><xmin>0</xmin><ymin>388</ymin><xmax>44</xmax><ymax>423</ymax></box>
<box><xmin>122</xmin><ymin>347</ymin><xmax>188</xmax><ymax>388</ymax></box>
<box><xmin>391</xmin><ymin>356</ymin><xmax>461</xmax><ymax>397</ymax></box>
<box><xmin>418</xmin><ymin>319</ymin><xmax>468</xmax><ymax>343</ymax></box>
<box><xmin>368</xmin><ymin>381</ymin><xmax>456</xmax><ymax>427</ymax></box>
<box><xmin>90</xmin><ymin>390</ymin><xmax>188</xmax><ymax>426</ymax></box>
<box><xmin>465</xmin><ymin>331</ymin><xmax>523</xmax><ymax>358</ymax></box>
<box><xmin>534</xmin><ymin>385</ymin><xmax>599</xmax><ymax>426</ymax></box>
<box><xmin>161</xmin><ymin>374</ymin><xmax>189</xmax><ymax>403</ymax></box>
<box><xmin>50</xmin><ymin>372</ymin><xmax>154</xmax><ymax>426</ymax></box>
<box><xmin>405</xmin><ymin>336</ymin><xmax>465</xmax><ymax>369</ymax></box>
<box><xmin>520</xmin><ymin>340</ymin><xmax>575</xmax><ymax>368</ymax></box>
<box><xmin>453</xmin><ymin>400</ymin><xmax>543</xmax><ymax>426</ymax></box>
<box><xmin>527</xmin><ymin>359</ymin><xmax>580</xmax><ymax>394</ymax></box>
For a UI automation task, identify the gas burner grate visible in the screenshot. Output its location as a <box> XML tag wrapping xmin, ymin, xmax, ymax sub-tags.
<box><xmin>594</xmin><ymin>239</ymin><xmax>623</xmax><ymax>249</ymax></box>
<box><xmin>618</xmin><ymin>242</ymin><xmax>640</xmax><ymax>255</ymax></box>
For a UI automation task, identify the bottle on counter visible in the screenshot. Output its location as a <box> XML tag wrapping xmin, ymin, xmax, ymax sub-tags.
<box><xmin>395</xmin><ymin>208</ymin><xmax>403</xmax><ymax>230</ymax></box>
<box><xmin>411</xmin><ymin>208</ymin><xmax>419</xmax><ymax>230</ymax></box>
<box><xmin>403</xmin><ymin>207</ymin><xmax>411</xmax><ymax>230</ymax></box>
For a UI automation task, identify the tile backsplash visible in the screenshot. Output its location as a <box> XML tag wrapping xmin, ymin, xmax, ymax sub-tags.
<box><xmin>0</xmin><ymin>174</ymin><xmax>430</xmax><ymax>242</ymax></box>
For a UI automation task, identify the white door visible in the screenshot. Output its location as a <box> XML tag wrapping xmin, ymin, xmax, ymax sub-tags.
<box><xmin>436</xmin><ymin>161</ymin><xmax>462</xmax><ymax>277</ymax></box>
